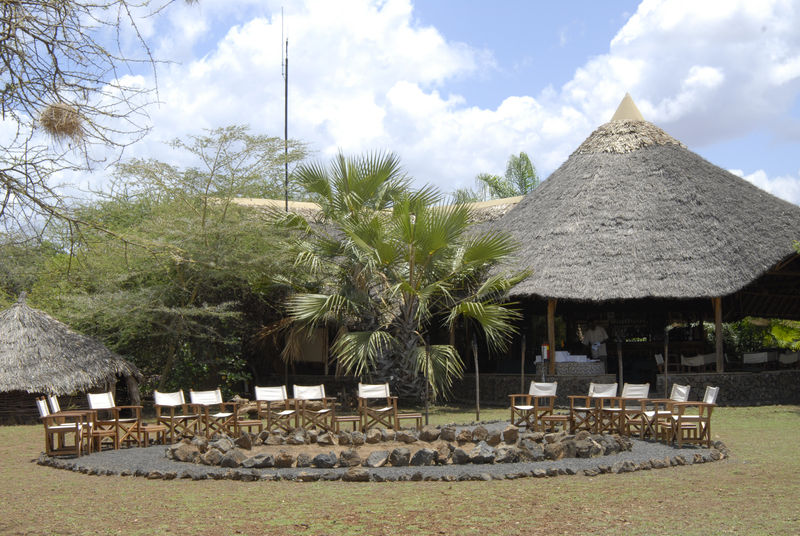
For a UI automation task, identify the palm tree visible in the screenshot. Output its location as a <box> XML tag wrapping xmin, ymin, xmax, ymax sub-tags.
<box><xmin>281</xmin><ymin>151</ymin><xmax>527</xmax><ymax>402</ymax></box>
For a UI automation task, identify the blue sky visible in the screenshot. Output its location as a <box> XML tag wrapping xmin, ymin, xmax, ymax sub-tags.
<box><xmin>79</xmin><ymin>0</ymin><xmax>800</xmax><ymax>204</ymax></box>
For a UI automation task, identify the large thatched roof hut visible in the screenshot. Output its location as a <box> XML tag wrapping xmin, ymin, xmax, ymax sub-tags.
<box><xmin>490</xmin><ymin>94</ymin><xmax>800</xmax><ymax>374</ymax></box>
<box><xmin>0</xmin><ymin>295</ymin><xmax>141</xmax><ymax>423</ymax></box>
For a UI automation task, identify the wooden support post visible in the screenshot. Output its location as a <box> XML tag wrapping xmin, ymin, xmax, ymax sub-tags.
<box><xmin>472</xmin><ymin>336</ymin><xmax>480</xmax><ymax>421</ymax></box>
<box><xmin>520</xmin><ymin>334</ymin><xmax>527</xmax><ymax>393</ymax></box>
<box><xmin>713</xmin><ymin>297</ymin><xmax>724</xmax><ymax>372</ymax></box>
<box><xmin>547</xmin><ymin>299</ymin><xmax>557</xmax><ymax>375</ymax></box>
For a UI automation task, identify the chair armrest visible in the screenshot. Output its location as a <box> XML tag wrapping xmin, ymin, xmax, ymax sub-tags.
<box><xmin>509</xmin><ymin>394</ymin><xmax>532</xmax><ymax>405</ymax></box>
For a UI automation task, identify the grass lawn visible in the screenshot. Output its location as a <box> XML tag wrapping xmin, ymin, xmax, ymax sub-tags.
<box><xmin>1</xmin><ymin>405</ymin><xmax>798</xmax><ymax>535</ymax></box>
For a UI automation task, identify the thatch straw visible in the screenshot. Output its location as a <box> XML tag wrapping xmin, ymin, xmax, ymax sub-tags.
<box><xmin>38</xmin><ymin>102</ymin><xmax>84</xmax><ymax>142</ymax></box>
<box><xmin>491</xmin><ymin>118</ymin><xmax>800</xmax><ymax>302</ymax></box>
<box><xmin>0</xmin><ymin>295</ymin><xmax>140</xmax><ymax>396</ymax></box>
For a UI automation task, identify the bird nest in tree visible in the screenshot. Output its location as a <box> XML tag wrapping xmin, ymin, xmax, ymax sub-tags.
<box><xmin>39</xmin><ymin>102</ymin><xmax>84</xmax><ymax>142</ymax></box>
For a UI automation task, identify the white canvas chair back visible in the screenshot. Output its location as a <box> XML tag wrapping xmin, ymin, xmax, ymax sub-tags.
<box><xmin>670</xmin><ymin>383</ymin><xmax>691</xmax><ymax>402</ymax></box>
<box><xmin>778</xmin><ymin>352</ymin><xmax>798</xmax><ymax>365</ymax></box>
<box><xmin>255</xmin><ymin>386</ymin><xmax>289</xmax><ymax>402</ymax></box>
<box><xmin>190</xmin><ymin>389</ymin><xmax>223</xmax><ymax>406</ymax></box>
<box><xmin>588</xmin><ymin>382</ymin><xmax>617</xmax><ymax>397</ymax></box>
<box><xmin>529</xmin><ymin>381</ymin><xmax>557</xmax><ymax>397</ymax></box>
<box><xmin>294</xmin><ymin>384</ymin><xmax>326</xmax><ymax>401</ymax></box>
<box><xmin>654</xmin><ymin>354</ymin><xmax>664</xmax><ymax>366</ymax></box>
<box><xmin>743</xmin><ymin>352</ymin><xmax>768</xmax><ymax>364</ymax></box>
<box><xmin>47</xmin><ymin>395</ymin><xmax>61</xmax><ymax>414</ymax></box>
<box><xmin>620</xmin><ymin>383</ymin><xmax>650</xmax><ymax>399</ymax></box>
<box><xmin>154</xmin><ymin>390</ymin><xmax>186</xmax><ymax>407</ymax></box>
<box><xmin>87</xmin><ymin>392</ymin><xmax>116</xmax><ymax>410</ymax></box>
<box><xmin>358</xmin><ymin>383</ymin><xmax>390</xmax><ymax>399</ymax></box>
<box><xmin>36</xmin><ymin>397</ymin><xmax>51</xmax><ymax>418</ymax></box>
<box><xmin>681</xmin><ymin>354</ymin><xmax>704</xmax><ymax>367</ymax></box>
<box><xmin>703</xmin><ymin>386</ymin><xmax>719</xmax><ymax>404</ymax></box>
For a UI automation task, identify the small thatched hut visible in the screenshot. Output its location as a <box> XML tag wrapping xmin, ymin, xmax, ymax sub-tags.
<box><xmin>0</xmin><ymin>295</ymin><xmax>141</xmax><ymax>423</ymax></box>
<box><xmin>490</xmin><ymin>94</ymin><xmax>800</xmax><ymax>375</ymax></box>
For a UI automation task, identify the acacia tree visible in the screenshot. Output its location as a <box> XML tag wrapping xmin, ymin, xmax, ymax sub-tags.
<box><xmin>281</xmin><ymin>152</ymin><xmax>527</xmax><ymax>401</ymax></box>
<box><xmin>0</xmin><ymin>0</ymin><xmax>192</xmax><ymax>239</ymax></box>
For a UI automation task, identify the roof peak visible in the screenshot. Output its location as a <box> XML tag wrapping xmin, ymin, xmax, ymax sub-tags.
<box><xmin>611</xmin><ymin>93</ymin><xmax>644</xmax><ymax>121</ymax></box>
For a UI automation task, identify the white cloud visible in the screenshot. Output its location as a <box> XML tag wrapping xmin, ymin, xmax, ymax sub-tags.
<box><xmin>731</xmin><ymin>168</ymin><xmax>800</xmax><ymax>205</ymax></box>
<box><xmin>72</xmin><ymin>0</ymin><xmax>800</xmax><ymax>203</ymax></box>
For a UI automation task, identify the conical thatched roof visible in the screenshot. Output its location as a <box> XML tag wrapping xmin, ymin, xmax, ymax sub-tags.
<box><xmin>493</xmin><ymin>95</ymin><xmax>800</xmax><ymax>302</ymax></box>
<box><xmin>0</xmin><ymin>295</ymin><xmax>140</xmax><ymax>395</ymax></box>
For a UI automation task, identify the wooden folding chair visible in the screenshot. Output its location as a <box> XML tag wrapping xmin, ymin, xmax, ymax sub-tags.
<box><xmin>357</xmin><ymin>383</ymin><xmax>398</xmax><ymax>431</ymax></box>
<box><xmin>657</xmin><ymin>386</ymin><xmax>719</xmax><ymax>447</ymax></box>
<box><xmin>600</xmin><ymin>382</ymin><xmax>650</xmax><ymax>434</ymax></box>
<box><xmin>639</xmin><ymin>383</ymin><xmax>690</xmax><ymax>439</ymax></box>
<box><xmin>293</xmin><ymin>384</ymin><xmax>336</xmax><ymax>432</ymax></box>
<box><xmin>509</xmin><ymin>381</ymin><xmax>557</xmax><ymax>431</ymax></box>
<box><xmin>189</xmin><ymin>389</ymin><xmax>239</xmax><ymax>438</ymax></box>
<box><xmin>87</xmin><ymin>392</ymin><xmax>142</xmax><ymax>449</ymax></box>
<box><xmin>255</xmin><ymin>386</ymin><xmax>296</xmax><ymax>433</ymax></box>
<box><xmin>568</xmin><ymin>382</ymin><xmax>617</xmax><ymax>433</ymax></box>
<box><xmin>154</xmin><ymin>390</ymin><xmax>200</xmax><ymax>443</ymax></box>
<box><xmin>36</xmin><ymin>397</ymin><xmax>88</xmax><ymax>457</ymax></box>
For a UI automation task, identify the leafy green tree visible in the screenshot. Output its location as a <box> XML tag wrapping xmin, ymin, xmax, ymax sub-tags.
<box><xmin>452</xmin><ymin>152</ymin><xmax>539</xmax><ymax>202</ymax></box>
<box><xmin>281</xmin><ymin>152</ymin><xmax>527</xmax><ymax>401</ymax></box>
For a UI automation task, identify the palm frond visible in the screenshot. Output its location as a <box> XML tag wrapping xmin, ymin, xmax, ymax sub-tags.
<box><xmin>448</xmin><ymin>301</ymin><xmax>521</xmax><ymax>351</ymax></box>
<box><xmin>287</xmin><ymin>293</ymin><xmax>358</xmax><ymax>325</ymax></box>
<box><xmin>408</xmin><ymin>344</ymin><xmax>464</xmax><ymax>400</ymax></box>
<box><xmin>332</xmin><ymin>330</ymin><xmax>398</xmax><ymax>378</ymax></box>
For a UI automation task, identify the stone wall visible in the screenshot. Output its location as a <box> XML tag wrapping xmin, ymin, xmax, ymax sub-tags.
<box><xmin>272</xmin><ymin>371</ymin><xmax>800</xmax><ymax>408</ymax></box>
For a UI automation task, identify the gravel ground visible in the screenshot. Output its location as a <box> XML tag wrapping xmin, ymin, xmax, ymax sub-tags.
<box><xmin>39</xmin><ymin>422</ymin><xmax>725</xmax><ymax>482</ymax></box>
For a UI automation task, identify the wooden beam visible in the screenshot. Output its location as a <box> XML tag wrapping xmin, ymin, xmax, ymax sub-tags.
<box><xmin>713</xmin><ymin>297</ymin><xmax>724</xmax><ymax>372</ymax></box>
<box><xmin>547</xmin><ymin>299</ymin><xmax>557</xmax><ymax>375</ymax></box>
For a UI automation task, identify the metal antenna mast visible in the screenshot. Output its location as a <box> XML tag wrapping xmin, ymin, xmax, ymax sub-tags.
<box><xmin>282</xmin><ymin>9</ymin><xmax>289</xmax><ymax>212</ymax></box>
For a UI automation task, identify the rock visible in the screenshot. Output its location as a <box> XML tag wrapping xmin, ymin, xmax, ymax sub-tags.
<box><xmin>337</xmin><ymin>431</ymin><xmax>352</xmax><ymax>445</ymax></box>
<box><xmin>574</xmin><ymin>430</ymin><xmax>591</xmax><ymax>441</ymax></box>
<box><xmin>433</xmin><ymin>441</ymin><xmax>451</xmax><ymax>464</ymax></box>
<box><xmin>544</xmin><ymin>442</ymin><xmax>565</xmax><ymax>461</ymax></box>
<box><xmin>200</xmin><ymin>448</ymin><xmax>223</xmax><ymax>466</ymax></box>
<box><xmin>274</xmin><ymin>450</ymin><xmax>295</xmax><ymax>468</ymax></box>
<box><xmin>495</xmin><ymin>447</ymin><xmax>520</xmax><ymax>464</ymax></box>
<box><xmin>543</xmin><ymin>432</ymin><xmax>561</xmax><ymax>444</ymax></box>
<box><xmin>410</xmin><ymin>448</ymin><xmax>436</xmax><ymax>466</ymax></box>
<box><xmin>191</xmin><ymin>436</ymin><xmax>209</xmax><ymax>453</ymax></box>
<box><xmin>209</xmin><ymin>436</ymin><xmax>235</xmax><ymax>453</ymax></box>
<box><xmin>532</xmin><ymin>468</ymin><xmax>547</xmax><ymax>478</ymax></box>
<box><xmin>502</xmin><ymin>426</ymin><xmax>519</xmax><ymax>444</ymax></box>
<box><xmin>365</xmin><ymin>429</ymin><xmax>382</xmax><ymax>444</ymax></box>
<box><xmin>561</xmin><ymin>439</ymin><xmax>577</xmax><ymax>459</ymax></box>
<box><xmin>146</xmin><ymin>471</ymin><xmax>163</xmax><ymax>480</ymax></box>
<box><xmin>709</xmin><ymin>449</ymin><xmax>722</xmax><ymax>461</ymax></box>
<box><xmin>296</xmin><ymin>471</ymin><xmax>321</xmax><ymax>482</ymax></box>
<box><xmin>242</xmin><ymin>453</ymin><xmax>275</xmax><ymax>469</ymax></box>
<box><xmin>439</xmin><ymin>426</ymin><xmax>457</xmax><ymax>442</ymax></box>
<box><xmin>396</xmin><ymin>430</ymin><xmax>418</xmax><ymax>444</ymax></box>
<box><xmin>381</xmin><ymin>429</ymin><xmax>396</xmax><ymax>442</ymax></box>
<box><xmin>234</xmin><ymin>434</ymin><xmax>253</xmax><ymax>450</ymax></box>
<box><xmin>287</xmin><ymin>429</ymin><xmax>308</xmax><ymax>445</ymax></box>
<box><xmin>172</xmin><ymin>442</ymin><xmax>200</xmax><ymax>463</ymax></box>
<box><xmin>419</xmin><ymin>426</ymin><xmax>441</xmax><ymax>442</ymax></box>
<box><xmin>220</xmin><ymin>448</ymin><xmax>248</xmax><ymax>468</ymax></box>
<box><xmin>518</xmin><ymin>439</ymin><xmax>545</xmax><ymax>461</ymax></box>
<box><xmin>307</xmin><ymin>429</ymin><xmax>318</xmax><ymax>444</ymax></box>
<box><xmin>316</xmin><ymin>432</ymin><xmax>335</xmax><ymax>446</ymax></box>
<box><xmin>574</xmin><ymin>438</ymin><xmax>603</xmax><ymax>458</ymax></box>
<box><xmin>312</xmin><ymin>452</ymin><xmax>338</xmax><ymax>469</ymax></box>
<box><xmin>469</xmin><ymin>441</ymin><xmax>496</xmax><ymax>464</ymax></box>
<box><xmin>451</xmin><ymin>448</ymin><xmax>470</xmax><ymax>465</ymax></box>
<box><xmin>339</xmin><ymin>449</ymin><xmax>362</xmax><ymax>467</ymax></box>
<box><xmin>257</xmin><ymin>430</ymin><xmax>270</xmax><ymax>442</ymax></box>
<box><xmin>456</xmin><ymin>429</ymin><xmax>473</xmax><ymax>443</ymax></box>
<box><xmin>389</xmin><ymin>448</ymin><xmax>411</xmax><ymax>467</ymax></box>
<box><xmin>296</xmin><ymin>453</ymin><xmax>312</xmax><ymax>468</ymax></box>
<box><xmin>342</xmin><ymin>467</ymin><xmax>370</xmax><ymax>482</ymax></box>
<box><xmin>265</xmin><ymin>433</ymin><xmax>285</xmax><ymax>446</ymax></box>
<box><xmin>472</xmin><ymin>426</ymin><xmax>489</xmax><ymax>442</ymax></box>
<box><xmin>486</xmin><ymin>430</ymin><xmax>502</xmax><ymax>446</ymax></box>
<box><xmin>350</xmin><ymin>431</ymin><xmax>366</xmax><ymax>446</ymax></box>
<box><xmin>365</xmin><ymin>450</ymin><xmax>390</xmax><ymax>468</ymax></box>
<box><xmin>521</xmin><ymin>431</ymin><xmax>545</xmax><ymax>443</ymax></box>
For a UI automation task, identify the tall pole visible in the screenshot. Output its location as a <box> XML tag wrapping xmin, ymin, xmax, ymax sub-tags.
<box><xmin>283</xmin><ymin>37</ymin><xmax>289</xmax><ymax>212</ymax></box>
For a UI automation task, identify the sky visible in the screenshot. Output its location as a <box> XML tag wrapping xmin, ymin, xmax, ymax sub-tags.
<box><xmin>80</xmin><ymin>0</ymin><xmax>800</xmax><ymax>204</ymax></box>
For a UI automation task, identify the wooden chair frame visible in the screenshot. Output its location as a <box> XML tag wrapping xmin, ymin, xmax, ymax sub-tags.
<box><xmin>293</xmin><ymin>384</ymin><xmax>336</xmax><ymax>432</ymax></box>
<box><xmin>600</xmin><ymin>383</ymin><xmax>650</xmax><ymax>435</ymax></box>
<box><xmin>36</xmin><ymin>397</ymin><xmax>87</xmax><ymax>457</ymax></box>
<box><xmin>87</xmin><ymin>392</ymin><xmax>142</xmax><ymax>449</ymax></box>
<box><xmin>509</xmin><ymin>381</ymin><xmax>557</xmax><ymax>431</ymax></box>
<box><xmin>658</xmin><ymin>401</ymin><xmax>715</xmax><ymax>447</ymax></box>
<box><xmin>568</xmin><ymin>382</ymin><xmax>617</xmax><ymax>433</ymax></box>
<box><xmin>154</xmin><ymin>390</ymin><xmax>200</xmax><ymax>443</ymax></box>
<box><xmin>357</xmin><ymin>383</ymin><xmax>398</xmax><ymax>431</ymax></box>
<box><xmin>189</xmin><ymin>389</ymin><xmax>239</xmax><ymax>438</ymax></box>
<box><xmin>255</xmin><ymin>386</ymin><xmax>296</xmax><ymax>433</ymax></box>
<box><xmin>639</xmin><ymin>383</ymin><xmax>690</xmax><ymax>439</ymax></box>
